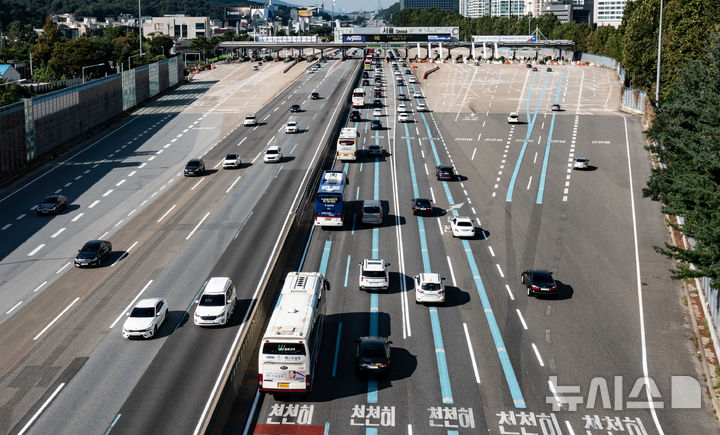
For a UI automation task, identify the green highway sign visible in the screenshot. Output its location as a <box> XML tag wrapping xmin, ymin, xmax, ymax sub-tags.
<box><xmin>367</xmin><ymin>44</ymin><xmax>381</xmax><ymax>47</ymax></box>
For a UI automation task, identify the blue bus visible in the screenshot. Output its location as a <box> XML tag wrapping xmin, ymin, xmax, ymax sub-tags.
<box><xmin>314</xmin><ymin>170</ymin><xmax>346</xmax><ymax>227</ymax></box>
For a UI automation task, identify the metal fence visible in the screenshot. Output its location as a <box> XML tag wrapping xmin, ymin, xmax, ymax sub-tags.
<box><xmin>0</xmin><ymin>56</ymin><xmax>184</xmax><ymax>181</ymax></box>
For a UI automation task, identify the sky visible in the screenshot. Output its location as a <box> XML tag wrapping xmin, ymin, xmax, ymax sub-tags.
<box><xmin>288</xmin><ymin>0</ymin><xmax>397</xmax><ymax>13</ymax></box>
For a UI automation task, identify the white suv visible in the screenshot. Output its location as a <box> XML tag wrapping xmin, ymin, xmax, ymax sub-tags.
<box><xmin>359</xmin><ymin>259</ymin><xmax>390</xmax><ymax>291</ymax></box>
<box><xmin>194</xmin><ymin>277</ymin><xmax>236</xmax><ymax>326</ymax></box>
<box><xmin>285</xmin><ymin>121</ymin><xmax>298</xmax><ymax>134</ymax></box>
<box><xmin>244</xmin><ymin>114</ymin><xmax>257</xmax><ymax>126</ymax></box>
<box><xmin>507</xmin><ymin>112</ymin><xmax>520</xmax><ymax>124</ymax></box>
<box><xmin>264</xmin><ymin>146</ymin><xmax>283</xmax><ymax>163</ymax></box>
<box><xmin>223</xmin><ymin>153</ymin><xmax>241</xmax><ymax>169</ymax></box>
<box><xmin>415</xmin><ymin>273</ymin><xmax>446</xmax><ymax>304</ymax></box>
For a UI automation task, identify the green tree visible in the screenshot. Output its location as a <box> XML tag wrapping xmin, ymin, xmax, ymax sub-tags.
<box><xmin>146</xmin><ymin>33</ymin><xmax>173</xmax><ymax>57</ymax></box>
<box><xmin>47</xmin><ymin>37</ymin><xmax>110</xmax><ymax>79</ymax></box>
<box><xmin>621</xmin><ymin>0</ymin><xmax>660</xmax><ymax>93</ymax></box>
<box><xmin>33</xmin><ymin>17</ymin><xmax>63</xmax><ymax>67</ymax></box>
<box><xmin>643</xmin><ymin>31</ymin><xmax>720</xmax><ymax>287</ymax></box>
<box><xmin>5</xmin><ymin>20</ymin><xmax>36</xmax><ymax>62</ymax></box>
<box><xmin>0</xmin><ymin>79</ymin><xmax>27</xmax><ymax>105</ymax></box>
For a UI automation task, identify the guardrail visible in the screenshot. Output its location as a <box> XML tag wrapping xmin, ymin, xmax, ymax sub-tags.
<box><xmin>199</xmin><ymin>60</ymin><xmax>363</xmax><ymax>434</ymax></box>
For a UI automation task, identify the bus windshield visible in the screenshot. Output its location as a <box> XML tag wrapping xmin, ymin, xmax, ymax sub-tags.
<box><xmin>262</xmin><ymin>342</ymin><xmax>307</xmax><ymax>356</ymax></box>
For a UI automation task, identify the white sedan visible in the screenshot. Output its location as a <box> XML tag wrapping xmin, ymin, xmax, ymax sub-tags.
<box><xmin>412</xmin><ymin>91</ymin><xmax>423</xmax><ymax>98</ymax></box>
<box><xmin>398</xmin><ymin>113</ymin><xmax>410</xmax><ymax>123</ymax></box>
<box><xmin>372</xmin><ymin>108</ymin><xmax>383</xmax><ymax>117</ymax></box>
<box><xmin>285</xmin><ymin>121</ymin><xmax>298</xmax><ymax>134</ymax></box>
<box><xmin>573</xmin><ymin>157</ymin><xmax>589</xmax><ymax>169</ymax></box>
<box><xmin>243</xmin><ymin>114</ymin><xmax>257</xmax><ymax>126</ymax></box>
<box><xmin>397</xmin><ymin>104</ymin><xmax>407</xmax><ymax>113</ymax></box>
<box><xmin>450</xmin><ymin>216</ymin><xmax>475</xmax><ymax>238</ymax></box>
<box><xmin>507</xmin><ymin>112</ymin><xmax>520</xmax><ymax>124</ymax></box>
<box><xmin>223</xmin><ymin>153</ymin><xmax>241</xmax><ymax>169</ymax></box>
<box><xmin>122</xmin><ymin>298</ymin><xmax>168</xmax><ymax>339</ymax></box>
<box><xmin>264</xmin><ymin>146</ymin><xmax>283</xmax><ymax>163</ymax></box>
<box><xmin>416</xmin><ymin>103</ymin><xmax>428</xmax><ymax>112</ymax></box>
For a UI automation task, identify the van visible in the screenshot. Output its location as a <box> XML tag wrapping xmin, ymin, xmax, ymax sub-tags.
<box><xmin>361</xmin><ymin>200</ymin><xmax>383</xmax><ymax>225</ymax></box>
<box><xmin>194</xmin><ymin>277</ymin><xmax>237</xmax><ymax>326</ymax></box>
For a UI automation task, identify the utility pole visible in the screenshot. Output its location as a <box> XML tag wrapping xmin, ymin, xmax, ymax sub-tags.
<box><xmin>655</xmin><ymin>0</ymin><xmax>664</xmax><ymax>105</ymax></box>
<box><xmin>138</xmin><ymin>0</ymin><xmax>143</xmax><ymax>56</ymax></box>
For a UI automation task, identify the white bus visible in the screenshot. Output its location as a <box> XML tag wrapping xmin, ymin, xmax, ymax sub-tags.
<box><xmin>351</xmin><ymin>88</ymin><xmax>365</xmax><ymax>108</ymax></box>
<box><xmin>258</xmin><ymin>272</ymin><xmax>329</xmax><ymax>394</ymax></box>
<box><xmin>336</xmin><ymin>127</ymin><xmax>359</xmax><ymax>161</ymax></box>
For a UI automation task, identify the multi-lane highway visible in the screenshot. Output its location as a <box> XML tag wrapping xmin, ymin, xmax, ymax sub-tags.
<box><xmin>0</xmin><ymin>49</ymin><xmax>716</xmax><ymax>435</ymax></box>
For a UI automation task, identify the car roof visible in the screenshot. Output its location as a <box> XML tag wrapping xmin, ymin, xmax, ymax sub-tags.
<box><xmin>135</xmin><ymin>297</ymin><xmax>163</xmax><ymax>308</ymax></box>
<box><xmin>246</xmin><ymin>113</ymin><xmax>255</xmax><ymax>117</ymax></box>
<box><xmin>357</xmin><ymin>336</ymin><xmax>389</xmax><ymax>343</ymax></box>
<box><xmin>42</xmin><ymin>194</ymin><xmax>64</xmax><ymax>201</ymax></box>
<box><xmin>268</xmin><ymin>145</ymin><xmax>281</xmax><ymax>151</ymax></box>
<box><xmin>362</xmin><ymin>258</ymin><xmax>386</xmax><ymax>270</ymax></box>
<box><xmin>417</xmin><ymin>272</ymin><xmax>442</xmax><ymax>283</ymax></box>
<box><xmin>204</xmin><ymin>277</ymin><xmax>232</xmax><ymax>294</ymax></box>
<box><xmin>188</xmin><ymin>158</ymin><xmax>203</xmax><ymax>164</ymax></box>
<box><xmin>454</xmin><ymin>216</ymin><xmax>472</xmax><ymax>223</ymax></box>
<box><xmin>529</xmin><ymin>269</ymin><xmax>553</xmax><ymax>277</ymax></box>
<box><xmin>287</xmin><ymin>120</ymin><xmax>297</xmax><ymax>124</ymax></box>
<box><xmin>83</xmin><ymin>239</ymin><xmax>105</xmax><ymax>246</ymax></box>
<box><xmin>509</xmin><ymin>112</ymin><xmax>518</xmax><ymax>116</ymax></box>
<box><xmin>225</xmin><ymin>153</ymin><xmax>237</xmax><ymax>158</ymax></box>
<box><xmin>437</xmin><ymin>164</ymin><xmax>453</xmax><ymax>169</ymax></box>
<box><xmin>362</xmin><ymin>199</ymin><xmax>381</xmax><ymax>207</ymax></box>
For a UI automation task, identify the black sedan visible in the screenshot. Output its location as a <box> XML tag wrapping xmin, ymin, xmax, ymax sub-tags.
<box><xmin>411</xmin><ymin>198</ymin><xmax>433</xmax><ymax>216</ymax></box>
<box><xmin>436</xmin><ymin>164</ymin><xmax>456</xmax><ymax>181</ymax></box>
<box><xmin>350</xmin><ymin>110</ymin><xmax>361</xmax><ymax>121</ymax></box>
<box><xmin>75</xmin><ymin>240</ymin><xmax>112</xmax><ymax>267</ymax></box>
<box><xmin>370</xmin><ymin>120</ymin><xmax>382</xmax><ymax>130</ymax></box>
<box><xmin>355</xmin><ymin>336</ymin><xmax>391</xmax><ymax>376</ymax></box>
<box><xmin>36</xmin><ymin>195</ymin><xmax>67</xmax><ymax>215</ymax></box>
<box><xmin>373</xmin><ymin>99</ymin><xmax>382</xmax><ymax>108</ymax></box>
<box><xmin>290</xmin><ymin>104</ymin><xmax>301</xmax><ymax>113</ymax></box>
<box><xmin>184</xmin><ymin>159</ymin><xmax>205</xmax><ymax>176</ymax></box>
<box><xmin>521</xmin><ymin>269</ymin><xmax>558</xmax><ymax>297</ymax></box>
<box><xmin>311</xmin><ymin>92</ymin><xmax>320</xmax><ymax>99</ymax></box>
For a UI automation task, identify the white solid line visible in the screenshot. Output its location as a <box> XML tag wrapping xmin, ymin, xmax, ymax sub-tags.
<box><xmin>33</xmin><ymin>281</ymin><xmax>47</xmax><ymax>293</ymax></box>
<box><xmin>157</xmin><ymin>204</ymin><xmax>177</xmax><ymax>223</ymax></box>
<box><xmin>429</xmin><ymin>187</ymin><xmax>436</xmax><ymax>203</ymax></box>
<box><xmin>33</xmin><ymin>297</ymin><xmax>79</xmax><ymax>340</ymax></box>
<box><xmin>242</xmin><ymin>390</ymin><xmax>262</xmax><ymax>435</ymax></box>
<box><xmin>186</xmin><ymin>212</ymin><xmax>210</xmax><ymax>240</ymax></box>
<box><xmin>102</xmin><ymin>189</ymin><xmax>113</xmax><ymax>197</ymax></box>
<box><xmin>531</xmin><ymin>343</ymin><xmax>545</xmax><ymax>366</ymax></box>
<box><xmin>446</xmin><ymin>256</ymin><xmax>457</xmax><ymax>287</ymax></box>
<box><xmin>226</xmin><ymin>176</ymin><xmax>242</xmax><ymax>193</ymax></box>
<box><xmin>111</xmin><ymin>241</ymin><xmax>138</xmax><ymax>267</ymax></box>
<box><xmin>214</xmin><ymin>158</ymin><xmax>224</xmax><ymax>169</ymax></box>
<box><xmin>505</xmin><ymin>284</ymin><xmax>515</xmax><ymax>300</ymax></box>
<box><xmin>71</xmin><ymin>213</ymin><xmax>84</xmax><ymax>222</ymax></box>
<box><xmin>56</xmin><ymin>262</ymin><xmax>71</xmax><ymax>274</ymax></box>
<box><xmin>17</xmin><ymin>383</ymin><xmax>66</xmax><ymax>435</ymax></box>
<box><xmin>88</xmin><ymin>200</ymin><xmax>100</xmax><ymax>208</ymax></box>
<box><xmin>191</xmin><ymin>178</ymin><xmax>205</xmax><ymax>190</ymax></box>
<box><xmin>28</xmin><ymin>244</ymin><xmax>45</xmax><ymax>256</ymax></box>
<box><xmin>495</xmin><ymin>263</ymin><xmax>504</xmax><ymax>278</ymax></box>
<box><xmin>6</xmin><ymin>301</ymin><xmax>22</xmax><ymax>314</ymax></box>
<box><xmin>565</xmin><ymin>421</ymin><xmax>576</xmax><ymax>435</ymax></box>
<box><xmin>516</xmin><ymin>309</ymin><xmax>528</xmax><ymax>329</ymax></box>
<box><xmin>488</xmin><ymin>246</ymin><xmax>495</xmax><ymax>257</ymax></box>
<box><xmin>110</xmin><ymin>280</ymin><xmax>153</xmax><ymax>328</ymax></box>
<box><xmin>463</xmin><ymin>323</ymin><xmax>481</xmax><ymax>384</ymax></box>
<box><xmin>51</xmin><ymin>227</ymin><xmax>66</xmax><ymax>238</ymax></box>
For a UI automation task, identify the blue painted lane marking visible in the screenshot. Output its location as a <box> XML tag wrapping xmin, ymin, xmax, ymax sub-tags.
<box><xmin>372</xmin><ymin>227</ymin><xmax>379</xmax><ymax>259</ymax></box>
<box><xmin>274</xmin><ymin>165</ymin><xmax>283</xmax><ymax>178</ymax></box>
<box><xmin>290</xmin><ymin>143</ymin><xmax>298</xmax><ymax>154</ymax></box>
<box><xmin>506</xmin><ymin>72</ymin><xmax>551</xmax><ymax>202</ymax></box>
<box><xmin>104</xmin><ymin>413</ymin><xmax>121</xmax><ymax>435</ymax></box>
<box><xmin>368</xmin><ymin>292</ymin><xmax>379</xmax><ymax>404</ymax></box>
<box><xmin>343</xmin><ymin>162</ymin><xmax>349</xmax><ymax>173</ymax></box>
<box><xmin>420</xmin><ymin>113</ymin><xmax>442</xmax><ymax>165</ymax></box>
<box><xmin>318</xmin><ymin>240</ymin><xmax>332</xmax><ymax>275</ymax></box>
<box><xmin>344</xmin><ymin>255</ymin><xmax>351</xmax><ymax>287</ymax></box>
<box><xmin>332</xmin><ymin>322</ymin><xmax>342</xmax><ymax>377</ymax></box>
<box><xmin>430</xmin><ymin>307</ymin><xmax>454</xmax><ymax>404</ymax></box>
<box><xmin>351</xmin><ymin>213</ymin><xmax>356</xmax><ymax>235</ymax></box>
<box><xmin>536</xmin><ymin>70</ymin><xmax>565</xmax><ymax>204</ymax></box>
<box><xmin>234</xmin><ymin>211</ymin><xmax>253</xmax><ymax>239</ymax></box>
<box><xmin>365</xmin><ymin>428</ymin><xmax>378</xmax><ymax>435</ymax></box>
<box><xmin>462</xmin><ymin>238</ymin><xmax>526</xmax><ymax>407</ymax></box>
<box><xmin>403</xmin><ymin>123</ymin><xmax>420</xmax><ymax>197</ymax></box>
<box><xmin>416</xmin><ymin>217</ymin><xmax>432</xmax><ymax>273</ymax></box>
<box><xmin>374</xmin><ymin>158</ymin><xmax>379</xmax><ymax>200</ymax></box>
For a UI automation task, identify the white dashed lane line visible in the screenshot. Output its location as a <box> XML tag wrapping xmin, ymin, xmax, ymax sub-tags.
<box><xmin>88</xmin><ymin>200</ymin><xmax>100</xmax><ymax>209</ymax></box>
<box><xmin>1</xmin><ymin>223</ymin><xmax>11</xmax><ymax>230</ymax></box>
<box><xmin>6</xmin><ymin>301</ymin><xmax>22</xmax><ymax>315</ymax></box>
<box><xmin>116</xmin><ymin>179</ymin><xmax>126</xmax><ymax>187</ymax></box>
<box><xmin>56</xmin><ymin>262</ymin><xmax>71</xmax><ymax>274</ymax></box>
<box><xmin>111</xmin><ymin>241</ymin><xmax>138</xmax><ymax>267</ymax></box>
<box><xmin>33</xmin><ymin>297</ymin><xmax>79</xmax><ymax>341</ymax></box>
<box><xmin>102</xmin><ymin>189</ymin><xmax>113</xmax><ymax>197</ymax></box>
<box><xmin>156</xmin><ymin>204</ymin><xmax>176</xmax><ymax>223</ymax></box>
<box><xmin>516</xmin><ymin>309</ymin><xmax>528</xmax><ymax>329</ymax></box>
<box><xmin>186</xmin><ymin>212</ymin><xmax>210</xmax><ymax>240</ymax></box>
<box><xmin>71</xmin><ymin>213</ymin><xmax>84</xmax><ymax>222</ymax></box>
<box><xmin>27</xmin><ymin>244</ymin><xmax>45</xmax><ymax>256</ymax></box>
<box><xmin>191</xmin><ymin>178</ymin><xmax>205</xmax><ymax>191</ymax></box>
<box><xmin>128</xmin><ymin>171</ymin><xmax>137</xmax><ymax>177</ymax></box>
<box><xmin>33</xmin><ymin>281</ymin><xmax>47</xmax><ymax>293</ymax></box>
<box><xmin>495</xmin><ymin>264</ymin><xmax>504</xmax><ymax>278</ymax></box>
<box><xmin>51</xmin><ymin>228</ymin><xmax>66</xmax><ymax>238</ymax></box>
<box><xmin>531</xmin><ymin>343</ymin><xmax>545</xmax><ymax>367</ymax></box>
<box><xmin>16</xmin><ymin>214</ymin><xmax>26</xmax><ymax>220</ymax></box>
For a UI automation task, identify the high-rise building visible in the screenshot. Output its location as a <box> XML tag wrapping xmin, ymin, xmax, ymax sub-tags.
<box><xmin>459</xmin><ymin>0</ymin><xmax>489</xmax><ymax>17</ymax></box>
<box><xmin>400</xmin><ymin>0</ymin><xmax>460</xmax><ymax>13</ymax></box>
<box><xmin>489</xmin><ymin>0</ymin><xmax>526</xmax><ymax>17</ymax></box>
<box><xmin>542</xmin><ymin>0</ymin><xmax>573</xmax><ymax>23</ymax></box>
<box><xmin>460</xmin><ymin>0</ymin><xmax>526</xmax><ymax>17</ymax></box>
<box><xmin>594</xmin><ymin>0</ymin><xmax>627</xmax><ymax>27</ymax></box>
<box><xmin>571</xmin><ymin>0</ymin><xmax>594</xmax><ymax>25</ymax></box>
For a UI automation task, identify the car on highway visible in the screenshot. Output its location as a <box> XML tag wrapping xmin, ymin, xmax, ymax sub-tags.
<box><xmin>194</xmin><ymin>277</ymin><xmax>237</xmax><ymax>326</ymax></box>
<box><xmin>526</xmin><ymin>63</ymin><xmax>532</xmax><ymax>68</ymax></box>
<box><xmin>394</xmin><ymin>70</ymin><xmax>401</xmax><ymax>76</ymax></box>
<box><xmin>361</xmin><ymin>199</ymin><xmax>383</xmax><ymax>225</ymax></box>
<box><xmin>74</xmin><ymin>239</ymin><xmax>112</xmax><ymax>267</ymax></box>
<box><xmin>290</xmin><ymin>104</ymin><xmax>301</xmax><ymax>113</ymax></box>
<box><xmin>552</xmin><ymin>104</ymin><xmax>561</xmax><ymax>111</ymax></box>
<box><xmin>573</xmin><ymin>157</ymin><xmax>590</xmax><ymax>169</ymax></box>
<box><xmin>184</xmin><ymin>159</ymin><xmax>205</xmax><ymax>176</ymax></box>
<box><xmin>411</xmin><ymin>197</ymin><xmax>433</xmax><ymax>216</ymax></box>
<box><xmin>252</xmin><ymin>65</ymin><xmax>258</xmax><ymax>71</ymax></box>
<box><xmin>350</xmin><ymin>110</ymin><xmax>361</xmax><ymax>121</ymax></box>
<box><xmin>362</xmin><ymin>79</ymin><xmax>370</xmax><ymax>86</ymax></box>
<box><xmin>507</xmin><ymin>112</ymin><xmax>520</xmax><ymax>124</ymax></box>
<box><xmin>285</xmin><ymin>120</ymin><xmax>298</xmax><ymax>134</ymax></box>
<box><xmin>359</xmin><ymin>258</ymin><xmax>390</xmax><ymax>291</ymax></box>
<box><xmin>373</xmin><ymin>99</ymin><xmax>382</xmax><ymax>107</ymax></box>
<box><xmin>412</xmin><ymin>91</ymin><xmax>423</xmax><ymax>98</ymax></box>
<box><xmin>374</xmin><ymin>90</ymin><xmax>383</xmax><ymax>98</ymax></box>
<box><xmin>415</xmin><ymin>273</ymin><xmax>446</xmax><ymax>304</ymax></box>
<box><xmin>122</xmin><ymin>298</ymin><xmax>168</xmax><ymax>339</ymax></box>
<box><xmin>547</xmin><ymin>67</ymin><xmax>553</xmax><ymax>72</ymax></box>
<box><xmin>362</xmin><ymin>72</ymin><xmax>369</xmax><ymax>78</ymax></box>
<box><xmin>243</xmin><ymin>114</ymin><xmax>257</xmax><ymax>126</ymax></box>
<box><xmin>416</xmin><ymin>103</ymin><xmax>428</xmax><ymax>112</ymax></box>
<box><xmin>397</xmin><ymin>103</ymin><xmax>407</xmax><ymax>113</ymax></box>
<box><xmin>311</xmin><ymin>92</ymin><xmax>320</xmax><ymax>100</ymax></box>
<box><xmin>36</xmin><ymin>194</ymin><xmax>67</xmax><ymax>215</ymax></box>
<box><xmin>405</xmin><ymin>69</ymin><xmax>412</xmax><ymax>74</ymax></box>
<box><xmin>521</xmin><ymin>269</ymin><xmax>558</xmax><ymax>297</ymax></box>
<box><xmin>435</xmin><ymin>164</ymin><xmax>455</xmax><ymax>181</ymax></box>
<box><xmin>396</xmin><ymin>80</ymin><xmax>404</xmax><ymax>86</ymax></box>
<box><xmin>450</xmin><ymin>216</ymin><xmax>475</xmax><ymax>238</ymax></box>
<box><xmin>409</xmin><ymin>76</ymin><xmax>417</xmax><ymax>83</ymax></box>
<box><xmin>306</xmin><ymin>68</ymin><xmax>314</xmax><ymax>74</ymax></box>
<box><xmin>367</xmin><ymin>144</ymin><xmax>383</xmax><ymax>156</ymax></box>
<box><xmin>398</xmin><ymin>93</ymin><xmax>407</xmax><ymax>101</ymax></box>
<box><xmin>264</xmin><ymin>146</ymin><xmax>283</xmax><ymax>163</ymax></box>
<box><xmin>398</xmin><ymin>113</ymin><xmax>409</xmax><ymax>123</ymax></box>
<box><xmin>371</xmin><ymin>119</ymin><xmax>383</xmax><ymax>130</ymax></box>
<box><xmin>222</xmin><ymin>153</ymin><xmax>242</xmax><ymax>169</ymax></box>
<box><xmin>372</xmin><ymin>108</ymin><xmax>383</xmax><ymax>117</ymax></box>
<box><xmin>532</xmin><ymin>67</ymin><xmax>538</xmax><ymax>72</ymax></box>
<box><xmin>354</xmin><ymin>336</ymin><xmax>391</xmax><ymax>376</ymax></box>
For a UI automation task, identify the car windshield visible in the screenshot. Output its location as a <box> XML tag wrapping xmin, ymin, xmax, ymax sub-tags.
<box><xmin>364</xmin><ymin>206</ymin><xmax>381</xmax><ymax>214</ymax></box>
<box><xmin>363</xmin><ymin>270</ymin><xmax>386</xmax><ymax>278</ymax></box>
<box><xmin>439</xmin><ymin>166</ymin><xmax>452</xmax><ymax>172</ymax></box>
<box><xmin>359</xmin><ymin>341</ymin><xmax>387</xmax><ymax>359</ymax></box>
<box><xmin>80</xmin><ymin>242</ymin><xmax>100</xmax><ymax>252</ymax></box>
<box><xmin>42</xmin><ymin>196</ymin><xmax>58</xmax><ymax>203</ymax></box>
<box><xmin>262</xmin><ymin>342</ymin><xmax>306</xmax><ymax>356</ymax></box>
<box><xmin>266</xmin><ymin>150</ymin><xmax>278</xmax><ymax>155</ymax></box>
<box><xmin>187</xmin><ymin>161</ymin><xmax>200</xmax><ymax>168</ymax></box>
<box><xmin>246</xmin><ymin>115</ymin><xmax>255</xmax><ymax>119</ymax></box>
<box><xmin>457</xmin><ymin>221</ymin><xmax>472</xmax><ymax>227</ymax></box>
<box><xmin>421</xmin><ymin>282</ymin><xmax>442</xmax><ymax>291</ymax></box>
<box><xmin>199</xmin><ymin>294</ymin><xmax>225</xmax><ymax>306</ymax></box>
<box><xmin>533</xmin><ymin>273</ymin><xmax>554</xmax><ymax>285</ymax></box>
<box><xmin>226</xmin><ymin>154</ymin><xmax>237</xmax><ymax>160</ymax></box>
<box><xmin>130</xmin><ymin>307</ymin><xmax>155</xmax><ymax>317</ymax></box>
<box><xmin>415</xmin><ymin>199</ymin><xmax>430</xmax><ymax>207</ymax></box>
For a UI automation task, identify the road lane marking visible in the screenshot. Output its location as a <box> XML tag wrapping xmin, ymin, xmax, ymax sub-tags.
<box><xmin>17</xmin><ymin>383</ymin><xmax>66</xmax><ymax>435</ymax></box>
<box><xmin>111</xmin><ymin>241</ymin><xmax>138</xmax><ymax>266</ymax></box>
<box><xmin>157</xmin><ymin>204</ymin><xmax>177</xmax><ymax>223</ymax></box>
<box><xmin>332</xmin><ymin>322</ymin><xmax>343</xmax><ymax>377</ymax></box>
<box><xmin>109</xmin><ymin>280</ymin><xmax>153</xmax><ymax>328</ymax></box>
<box><xmin>88</xmin><ymin>200</ymin><xmax>100</xmax><ymax>208</ymax></box>
<box><xmin>71</xmin><ymin>213</ymin><xmax>84</xmax><ymax>222</ymax></box>
<box><xmin>226</xmin><ymin>176</ymin><xmax>242</xmax><ymax>193</ymax></box>
<box><xmin>16</xmin><ymin>213</ymin><xmax>26</xmax><ymax>220</ymax></box>
<box><xmin>33</xmin><ymin>297</ymin><xmax>79</xmax><ymax>340</ymax></box>
<box><xmin>496</xmin><ymin>264</ymin><xmax>505</xmax><ymax>278</ymax></box>
<box><xmin>102</xmin><ymin>189</ymin><xmax>113</xmax><ymax>197</ymax></box>
<box><xmin>6</xmin><ymin>301</ymin><xmax>22</xmax><ymax>314</ymax></box>
<box><xmin>114</xmin><ymin>219</ymin><xmax>124</xmax><ymax>227</ymax></box>
<box><xmin>531</xmin><ymin>343</ymin><xmax>545</xmax><ymax>366</ymax></box>
<box><xmin>446</xmin><ymin>256</ymin><xmax>457</xmax><ymax>286</ymax></box>
<box><xmin>104</xmin><ymin>413</ymin><xmax>122</xmax><ymax>435</ymax></box>
<box><xmin>116</xmin><ymin>179</ymin><xmax>126</xmax><ymax>186</ymax></box>
<box><xmin>191</xmin><ymin>178</ymin><xmax>205</xmax><ymax>190</ymax></box>
<box><xmin>344</xmin><ymin>255</ymin><xmax>351</xmax><ymax>287</ymax></box>
<box><xmin>51</xmin><ymin>228</ymin><xmax>66</xmax><ymax>238</ymax></box>
<box><xmin>516</xmin><ymin>309</ymin><xmax>528</xmax><ymax>329</ymax></box>
<box><xmin>186</xmin><ymin>212</ymin><xmax>210</xmax><ymax>240</ymax></box>
<box><xmin>33</xmin><ymin>281</ymin><xmax>48</xmax><ymax>293</ymax></box>
<box><xmin>463</xmin><ymin>323</ymin><xmax>481</xmax><ymax>384</ymax></box>
<box><xmin>28</xmin><ymin>244</ymin><xmax>45</xmax><ymax>256</ymax></box>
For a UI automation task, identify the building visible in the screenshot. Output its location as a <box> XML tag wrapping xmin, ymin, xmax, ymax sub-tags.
<box><xmin>542</xmin><ymin>0</ymin><xmax>573</xmax><ymax>23</ymax></box>
<box><xmin>594</xmin><ymin>0</ymin><xmax>627</xmax><ymax>27</ymax></box>
<box><xmin>143</xmin><ymin>16</ymin><xmax>211</xmax><ymax>40</ymax></box>
<box><xmin>490</xmin><ymin>0</ymin><xmax>526</xmax><ymax>17</ymax></box>
<box><xmin>0</xmin><ymin>64</ymin><xmax>21</xmax><ymax>82</ymax></box>
<box><xmin>571</xmin><ymin>0</ymin><xmax>594</xmax><ymax>25</ymax></box>
<box><xmin>459</xmin><ymin>0</ymin><xmax>489</xmax><ymax>17</ymax></box>
<box><xmin>400</xmin><ymin>0</ymin><xmax>459</xmax><ymax>13</ymax></box>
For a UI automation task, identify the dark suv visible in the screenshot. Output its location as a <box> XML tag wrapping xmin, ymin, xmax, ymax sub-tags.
<box><xmin>350</xmin><ymin>110</ymin><xmax>361</xmax><ymax>121</ymax></box>
<box><xmin>521</xmin><ymin>270</ymin><xmax>558</xmax><ymax>297</ymax></box>
<box><xmin>184</xmin><ymin>159</ymin><xmax>205</xmax><ymax>176</ymax></box>
<box><xmin>435</xmin><ymin>164</ymin><xmax>455</xmax><ymax>181</ymax></box>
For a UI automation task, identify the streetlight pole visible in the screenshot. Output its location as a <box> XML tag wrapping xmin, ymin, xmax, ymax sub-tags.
<box><xmin>655</xmin><ymin>0</ymin><xmax>663</xmax><ymax>105</ymax></box>
<box><xmin>128</xmin><ymin>53</ymin><xmax>142</xmax><ymax>70</ymax></box>
<box><xmin>138</xmin><ymin>0</ymin><xmax>143</xmax><ymax>56</ymax></box>
<box><xmin>82</xmin><ymin>63</ymin><xmax>105</xmax><ymax>83</ymax></box>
